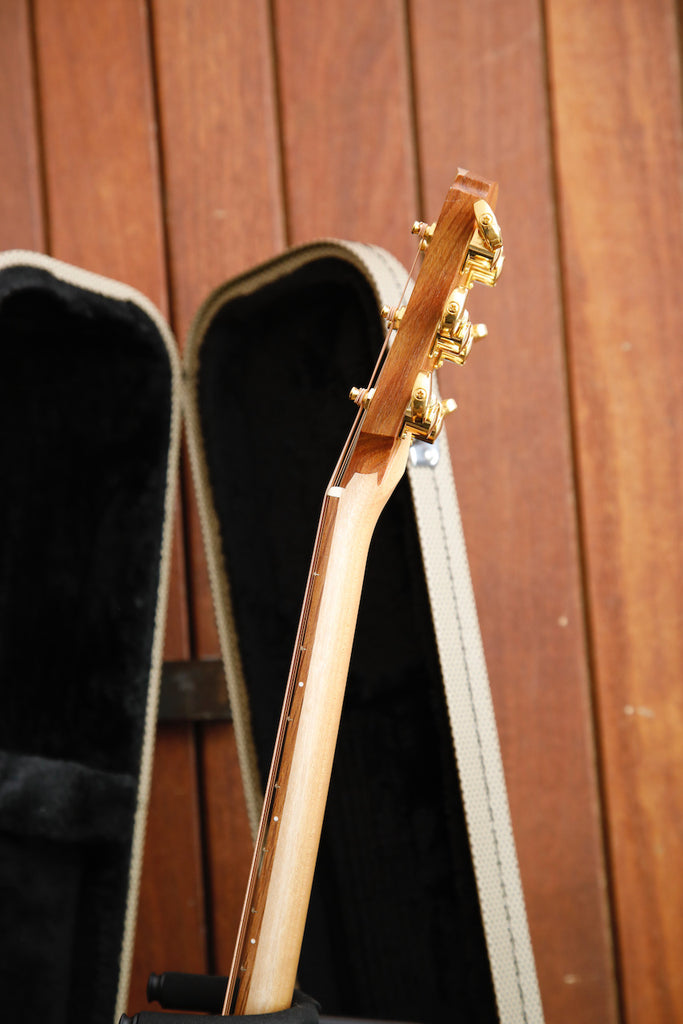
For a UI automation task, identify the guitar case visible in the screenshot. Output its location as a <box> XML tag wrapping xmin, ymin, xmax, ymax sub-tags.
<box><xmin>0</xmin><ymin>242</ymin><xmax>542</xmax><ymax>1024</ymax></box>
<box><xmin>0</xmin><ymin>253</ymin><xmax>181</xmax><ymax>1024</ymax></box>
<box><xmin>184</xmin><ymin>243</ymin><xmax>543</xmax><ymax>1024</ymax></box>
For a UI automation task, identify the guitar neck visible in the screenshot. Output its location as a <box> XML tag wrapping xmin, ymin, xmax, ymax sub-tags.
<box><xmin>223</xmin><ymin>170</ymin><xmax>502</xmax><ymax>1016</ymax></box>
<box><xmin>224</xmin><ymin>433</ymin><xmax>411</xmax><ymax>1016</ymax></box>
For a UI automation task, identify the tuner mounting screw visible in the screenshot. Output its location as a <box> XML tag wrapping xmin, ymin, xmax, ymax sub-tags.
<box><xmin>473</xmin><ymin>200</ymin><xmax>503</xmax><ymax>251</ymax></box>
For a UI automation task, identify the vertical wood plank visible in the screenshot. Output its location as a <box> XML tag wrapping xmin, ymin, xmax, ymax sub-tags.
<box><xmin>409</xmin><ymin>2</ymin><xmax>618</xmax><ymax>1021</ymax></box>
<box><xmin>274</xmin><ymin>0</ymin><xmax>417</xmax><ymax>258</ymax></box>
<box><xmin>150</xmin><ymin>0</ymin><xmax>285</xmax><ymax>977</ymax></box>
<box><xmin>151</xmin><ymin>0</ymin><xmax>285</xmax><ymax>662</ymax></box>
<box><xmin>546</xmin><ymin>0</ymin><xmax>683</xmax><ymax>1020</ymax></box>
<box><xmin>0</xmin><ymin>0</ymin><xmax>44</xmax><ymax>251</ymax></box>
<box><xmin>151</xmin><ymin>0</ymin><xmax>285</xmax><ymax>344</ymax></box>
<box><xmin>127</xmin><ymin>724</ymin><xmax>208</xmax><ymax>1010</ymax></box>
<box><xmin>34</xmin><ymin>0</ymin><xmax>165</xmax><ymax>303</ymax></box>
<box><xmin>201</xmin><ymin>723</ymin><xmax>254</xmax><ymax>972</ymax></box>
<box><xmin>32</xmin><ymin>0</ymin><xmax>206</xmax><ymax>1006</ymax></box>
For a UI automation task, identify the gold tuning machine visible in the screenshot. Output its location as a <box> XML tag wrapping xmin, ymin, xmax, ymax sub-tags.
<box><xmin>461</xmin><ymin>199</ymin><xmax>505</xmax><ymax>289</ymax></box>
<box><xmin>402</xmin><ymin>371</ymin><xmax>456</xmax><ymax>443</ymax></box>
<box><xmin>431</xmin><ymin>199</ymin><xmax>504</xmax><ymax>367</ymax></box>
<box><xmin>431</xmin><ymin>288</ymin><xmax>487</xmax><ymax>368</ymax></box>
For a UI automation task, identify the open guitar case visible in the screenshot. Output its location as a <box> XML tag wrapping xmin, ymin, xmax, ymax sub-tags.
<box><xmin>0</xmin><ymin>244</ymin><xmax>543</xmax><ymax>1024</ymax></box>
<box><xmin>0</xmin><ymin>253</ymin><xmax>181</xmax><ymax>1024</ymax></box>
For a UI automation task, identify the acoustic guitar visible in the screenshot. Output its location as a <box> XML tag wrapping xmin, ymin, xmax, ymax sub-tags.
<box><xmin>224</xmin><ymin>170</ymin><xmax>504</xmax><ymax>1016</ymax></box>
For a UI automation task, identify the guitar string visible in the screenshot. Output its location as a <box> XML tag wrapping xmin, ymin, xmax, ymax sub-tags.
<box><xmin>232</xmin><ymin>247</ymin><xmax>421</xmax><ymax>997</ymax></box>
<box><xmin>255</xmin><ymin>244</ymin><xmax>422</xmax><ymax>826</ymax></box>
<box><xmin>294</xmin><ymin>241</ymin><xmax>424</xmax><ymax>689</ymax></box>
<box><xmin>249</xmin><ymin>246</ymin><xmax>426</xmax><ymax>869</ymax></box>
<box><xmin>332</xmin><ymin>244</ymin><xmax>422</xmax><ymax>488</ymax></box>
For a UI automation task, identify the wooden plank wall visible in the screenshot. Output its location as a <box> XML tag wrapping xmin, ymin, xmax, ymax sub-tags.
<box><xmin>1</xmin><ymin>1</ymin><xmax>681</xmax><ymax>1021</ymax></box>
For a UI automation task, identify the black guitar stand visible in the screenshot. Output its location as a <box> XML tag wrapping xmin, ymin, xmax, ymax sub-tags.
<box><xmin>119</xmin><ymin>972</ymin><xmax>416</xmax><ymax>1024</ymax></box>
<box><xmin>119</xmin><ymin>973</ymin><xmax>319</xmax><ymax>1024</ymax></box>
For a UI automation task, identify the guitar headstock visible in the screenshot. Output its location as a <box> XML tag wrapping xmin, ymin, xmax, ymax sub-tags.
<box><xmin>351</xmin><ymin>170</ymin><xmax>503</xmax><ymax>445</ymax></box>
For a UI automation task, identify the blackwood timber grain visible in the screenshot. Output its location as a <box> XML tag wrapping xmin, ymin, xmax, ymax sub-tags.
<box><xmin>546</xmin><ymin>1</ymin><xmax>683</xmax><ymax>1021</ymax></box>
<box><xmin>31</xmin><ymin>0</ymin><xmax>205</xmax><ymax>1006</ymax></box>
<box><xmin>409</xmin><ymin>2</ymin><xmax>618</xmax><ymax>1021</ymax></box>
<box><xmin>0</xmin><ymin>0</ymin><xmax>44</xmax><ymax>251</ymax></box>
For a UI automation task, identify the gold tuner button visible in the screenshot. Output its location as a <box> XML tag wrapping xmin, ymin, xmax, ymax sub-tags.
<box><xmin>411</xmin><ymin>220</ymin><xmax>436</xmax><ymax>250</ymax></box>
<box><xmin>380</xmin><ymin>304</ymin><xmax>406</xmax><ymax>331</ymax></box>
<box><xmin>441</xmin><ymin>398</ymin><xmax>457</xmax><ymax>416</ymax></box>
<box><xmin>472</xmin><ymin>323</ymin><xmax>488</xmax><ymax>340</ymax></box>
<box><xmin>349</xmin><ymin>386</ymin><xmax>374</xmax><ymax>409</ymax></box>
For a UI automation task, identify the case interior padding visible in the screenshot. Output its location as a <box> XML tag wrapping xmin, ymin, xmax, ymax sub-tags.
<box><xmin>0</xmin><ymin>263</ymin><xmax>174</xmax><ymax>1024</ymax></box>
<box><xmin>195</xmin><ymin>255</ymin><xmax>497</xmax><ymax>1023</ymax></box>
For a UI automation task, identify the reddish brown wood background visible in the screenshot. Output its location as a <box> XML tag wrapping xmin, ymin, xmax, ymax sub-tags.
<box><xmin>2</xmin><ymin>1</ymin><xmax>681</xmax><ymax>1021</ymax></box>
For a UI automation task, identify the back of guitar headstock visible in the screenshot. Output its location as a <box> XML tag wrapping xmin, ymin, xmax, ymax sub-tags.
<box><xmin>353</xmin><ymin>170</ymin><xmax>504</xmax><ymax>445</ymax></box>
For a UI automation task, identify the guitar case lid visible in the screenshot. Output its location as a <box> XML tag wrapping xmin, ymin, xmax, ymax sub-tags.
<box><xmin>0</xmin><ymin>252</ymin><xmax>181</xmax><ymax>1024</ymax></box>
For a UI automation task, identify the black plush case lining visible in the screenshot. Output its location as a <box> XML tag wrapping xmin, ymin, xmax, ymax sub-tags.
<box><xmin>0</xmin><ymin>260</ymin><xmax>175</xmax><ymax>1024</ymax></box>
<box><xmin>194</xmin><ymin>253</ymin><xmax>497</xmax><ymax>1024</ymax></box>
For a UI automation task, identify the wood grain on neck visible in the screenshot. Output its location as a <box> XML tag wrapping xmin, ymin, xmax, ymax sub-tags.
<box><xmin>224</xmin><ymin>434</ymin><xmax>410</xmax><ymax>1015</ymax></box>
<box><xmin>362</xmin><ymin>172</ymin><xmax>496</xmax><ymax>440</ymax></box>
